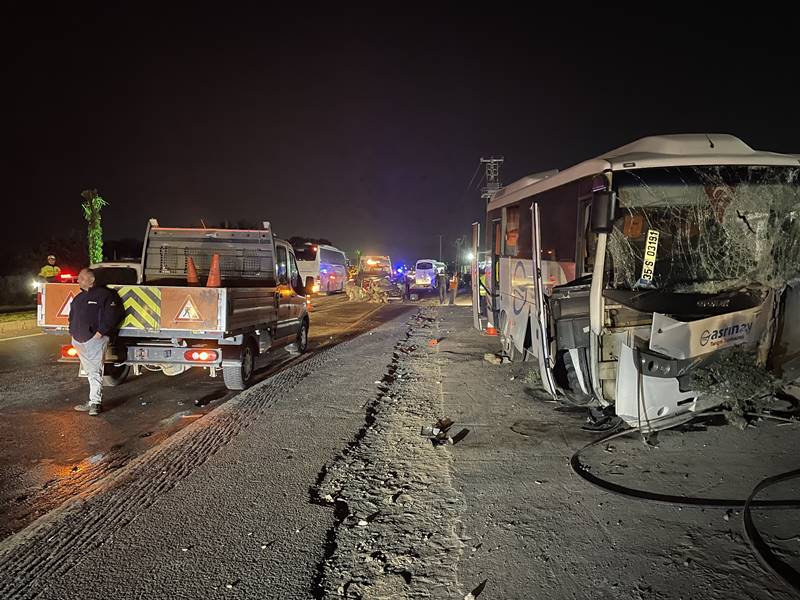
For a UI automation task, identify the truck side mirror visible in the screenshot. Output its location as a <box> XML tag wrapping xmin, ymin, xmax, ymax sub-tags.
<box><xmin>591</xmin><ymin>191</ymin><xmax>616</xmax><ymax>233</ymax></box>
<box><xmin>305</xmin><ymin>276</ymin><xmax>315</xmax><ymax>296</ymax></box>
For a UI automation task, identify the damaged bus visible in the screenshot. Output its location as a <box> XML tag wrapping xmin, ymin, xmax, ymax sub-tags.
<box><xmin>474</xmin><ymin>134</ymin><xmax>800</xmax><ymax>432</ymax></box>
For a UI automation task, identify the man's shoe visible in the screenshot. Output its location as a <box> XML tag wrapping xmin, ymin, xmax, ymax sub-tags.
<box><xmin>74</xmin><ymin>403</ymin><xmax>101</xmax><ymax>415</ymax></box>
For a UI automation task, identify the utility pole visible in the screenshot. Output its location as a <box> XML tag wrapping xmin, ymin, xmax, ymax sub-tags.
<box><xmin>438</xmin><ymin>235</ymin><xmax>442</xmax><ymax>262</ymax></box>
<box><xmin>454</xmin><ymin>235</ymin><xmax>466</xmax><ymax>273</ymax></box>
<box><xmin>480</xmin><ymin>157</ymin><xmax>504</xmax><ymax>202</ymax></box>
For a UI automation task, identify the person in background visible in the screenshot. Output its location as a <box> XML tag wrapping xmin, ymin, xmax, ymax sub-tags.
<box><xmin>38</xmin><ymin>255</ymin><xmax>61</xmax><ymax>282</ymax></box>
<box><xmin>437</xmin><ymin>270</ymin><xmax>447</xmax><ymax>304</ymax></box>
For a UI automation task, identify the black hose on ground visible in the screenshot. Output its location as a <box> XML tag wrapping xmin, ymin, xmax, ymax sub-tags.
<box><xmin>569</xmin><ymin>412</ymin><xmax>800</xmax><ymax>594</ymax></box>
<box><xmin>743</xmin><ymin>467</ymin><xmax>800</xmax><ymax>594</ymax></box>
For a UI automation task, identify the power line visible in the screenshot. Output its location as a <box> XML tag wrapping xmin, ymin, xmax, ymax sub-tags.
<box><xmin>462</xmin><ymin>161</ymin><xmax>483</xmax><ymax>195</ymax></box>
<box><xmin>455</xmin><ymin>161</ymin><xmax>484</xmax><ymax>206</ymax></box>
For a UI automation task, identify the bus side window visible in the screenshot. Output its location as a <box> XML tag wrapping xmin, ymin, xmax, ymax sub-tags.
<box><xmin>517</xmin><ymin>201</ymin><xmax>533</xmax><ymax>259</ymax></box>
<box><xmin>539</xmin><ymin>188</ymin><xmax>578</xmax><ymax>263</ymax></box>
<box><xmin>504</xmin><ymin>205</ymin><xmax>520</xmax><ymax>256</ymax></box>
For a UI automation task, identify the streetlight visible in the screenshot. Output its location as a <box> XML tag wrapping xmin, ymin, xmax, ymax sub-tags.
<box><xmin>466</xmin><ymin>251</ymin><xmax>475</xmax><ymax>262</ymax></box>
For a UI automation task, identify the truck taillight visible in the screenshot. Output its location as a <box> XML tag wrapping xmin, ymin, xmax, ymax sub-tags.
<box><xmin>60</xmin><ymin>345</ymin><xmax>79</xmax><ymax>359</ymax></box>
<box><xmin>184</xmin><ymin>350</ymin><xmax>218</xmax><ymax>362</ymax></box>
<box><xmin>37</xmin><ymin>291</ymin><xmax>42</xmax><ymax>306</ymax></box>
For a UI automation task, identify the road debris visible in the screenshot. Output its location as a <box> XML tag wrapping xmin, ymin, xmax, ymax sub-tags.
<box><xmin>465</xmin><ymin>579</ymin><xmax>488</xmax><ymax>599</ymax></box>
<box><xmin>483</xmin><ymin>353</ymin><xmax>509</xmax><ymax>365</ymax></box>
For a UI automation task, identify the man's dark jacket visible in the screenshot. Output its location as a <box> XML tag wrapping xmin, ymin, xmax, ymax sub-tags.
<box><xmin>68</xmin><ymin>286</ymin><xmax>123</xmax><ymax>343</ymax></box>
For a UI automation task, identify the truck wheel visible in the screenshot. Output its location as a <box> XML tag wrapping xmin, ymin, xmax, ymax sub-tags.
<box><xmin>103</xmin><ymin>364</ymin><xmax>130</xmax><ymax>387</ymax></box>
<box><xmin>223</xmin><ymin>343</ymin><xmax>255</xmax><ymax>391</ymax></box>
<box><xmin>289</xmin><ymin>320</ymin><xmax>309</xmax><ymax>355</ymax></box>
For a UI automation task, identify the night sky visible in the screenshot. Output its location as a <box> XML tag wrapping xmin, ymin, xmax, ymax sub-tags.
<box><xmin>5</xmin><ymin>5</ymin><xmax>800</xmax><ymax>268</ymax></box>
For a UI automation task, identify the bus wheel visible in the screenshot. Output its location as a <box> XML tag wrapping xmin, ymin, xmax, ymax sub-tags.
<box><xmin>561</xmin><ymin>351</ymin><xmax>593</xmax><ymax>406</ymax></box>
<box><xmin>499</xmin><ymin>312</ymin><xmax>519</xmax><ymax>361</ymax></box>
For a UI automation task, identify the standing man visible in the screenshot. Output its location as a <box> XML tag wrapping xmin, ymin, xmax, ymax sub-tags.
<box><xmin>38</xmin><ymin>255</ymin><xmax>61</xmax><ymax>282</ymax></box>
<box><xmin>448</xmin><ymin>272</ymin><xmax>458</xmax><ymax>305</ymax></box>
<box><xmin>69</xmin><ymin>268</ymin><xmax>123</xmax><ymax>415</ymax></box>
<box><xmin>437</xmin><ymin>269</ymin><xmax>447</xmax><ymax>304</ymax></box>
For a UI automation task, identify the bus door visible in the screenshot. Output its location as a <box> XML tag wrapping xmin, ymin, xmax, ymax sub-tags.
<box><xmin>471</xmin><ymin>222</ymin><xmax>484</xmax><ymax>330</ymax></box>
<box><xmin>531</xmin><ymin>202</ymin><xmax>558</xmax><ymax>397</ymax></box>
<box><xmin>487</xmin><ymin>218</ymin><xmax>501</xmax><ymax>327</ymax></box>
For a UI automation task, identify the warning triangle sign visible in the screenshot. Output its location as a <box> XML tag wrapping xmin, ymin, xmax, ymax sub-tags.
<box><xmin>58</xmin><ymin>292</ymin><xmax>75</xmax><ymax>317</ymax></box>
<box><xmin>176</xmin><ymin>296</ymin><xmax>202</xmax><ymax>321</ymax></box>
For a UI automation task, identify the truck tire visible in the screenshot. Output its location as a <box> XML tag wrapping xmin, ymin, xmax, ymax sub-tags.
<box><xmin>103</xmin><ymin>364</ymin><xmax>130</xmax><ymax>387</ymax></box>
<box><xmin>223</xmin><ymin>343</ymin><xmax>256</xmax><ymax>391</ymax></box>
<box><xmin>288</xmin><ymin>319</ymin><xmax>309</xmax><ymax>355</ymax></box>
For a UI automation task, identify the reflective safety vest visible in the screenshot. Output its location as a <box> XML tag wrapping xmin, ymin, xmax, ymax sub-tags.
<box><xmin>38</xmin><ymin>265</ymin><xmax>61</xmax><ymax>279</ymax></box>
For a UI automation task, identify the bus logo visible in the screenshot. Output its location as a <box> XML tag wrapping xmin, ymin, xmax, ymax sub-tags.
<box><xmin>700</xmin><ymin>322</ymin><xmax>754</xmax><ymax>347</ymax></box>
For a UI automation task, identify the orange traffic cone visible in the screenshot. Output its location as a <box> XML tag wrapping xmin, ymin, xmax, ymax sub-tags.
<box><xmin>186</xmin><ymin>257</ymin><xmax>199</xmax><ymax>287</ymax></box>
<box><xmin>485</xmin><ymin>325</ymin><xmax>498</xmax><ymax>336</ymax></box>
<box><xmin>206</xmin><ymin>254</ymin><xmax>221</xmax><ymax>288</ymax></box>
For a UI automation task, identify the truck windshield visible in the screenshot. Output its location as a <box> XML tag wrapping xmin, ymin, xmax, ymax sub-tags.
<box><xmin>361</xmin><ymin>257</ymin><xmax>391</xmax><ymax>274</ymax></box>
<box><xmin>605</xmin><ymin>165</ymin><xmax>800</xmax><ymax>294</ymax></box>
<box><xmin>416</xmin><ymin>262</ymin><xmax>433</xmax><ymax>270</ymax></box>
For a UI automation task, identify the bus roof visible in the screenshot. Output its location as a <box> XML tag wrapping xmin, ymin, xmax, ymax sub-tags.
<box><xmin>296</xmin><ymin>242</ymin><xmax>344</xmax><ymax>252</ymax></box>
<box><xmin>488</xmin><ymin>134</ymin><xmax>800</xmax><ymax>212</ymax></box>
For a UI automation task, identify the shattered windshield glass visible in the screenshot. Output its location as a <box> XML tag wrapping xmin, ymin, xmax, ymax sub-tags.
<box><xmin>605</xmin><ymin>165</ymin><xmax>800</xmax><ymax>294</ymax></box>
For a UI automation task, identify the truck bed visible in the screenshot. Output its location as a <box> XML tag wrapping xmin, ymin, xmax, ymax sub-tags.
<box><xmin>39</xmin><ymin>283</ymin><xmax>278</xmax><ymax>339</ymax></box>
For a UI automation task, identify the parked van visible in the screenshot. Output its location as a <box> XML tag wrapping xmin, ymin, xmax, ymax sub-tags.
<box><xmin>411</xmin><ymin>259</ymin><xmax>442</xmax><ymax>291</ymax></box>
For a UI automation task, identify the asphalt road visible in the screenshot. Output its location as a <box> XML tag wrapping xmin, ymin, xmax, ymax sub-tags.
<box><xmin>0</xmin><ymin>295</ymin><xmax>412</xmax><ymax>539</ymax></box>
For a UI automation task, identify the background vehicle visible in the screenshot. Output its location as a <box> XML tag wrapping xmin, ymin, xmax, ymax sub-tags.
<box><xmin>40</xmin><ymin>219</ymin><xmax>310</xmax><ymax>391</ymax></box>
<box><xmin>347</xmin><ymin>255</ymin><xmax>404</xmax><ymax>302</ymax></box>
<box><xmin>293</xmin><ymin>242</ymin><xmax>347</xmax><ymax>294</ymax></box>
<box><xmin>89</xmin><ymin>261</ymin><xmax>143</xmax><ymax>285</ymax></box>
<box><xmin>410</xmin><ymin>259</ymin><xmax>441</xmax><ymax>292</ymax></box>
<box><xmin>358</xmin><ymin>255</ymin><xmax>392</xmax><ymax>277</ymax></box>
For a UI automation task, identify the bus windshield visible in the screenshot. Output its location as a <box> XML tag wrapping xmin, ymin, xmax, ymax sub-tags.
<box><xmin>605</xmin><ymin>165</ymin><xmax>800</xmax><ymax>294</ymax></box>
<box><xmin>294</xmin><ymin>245</ymin><xmax>318</xmax><ymax>262</ymax></box>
